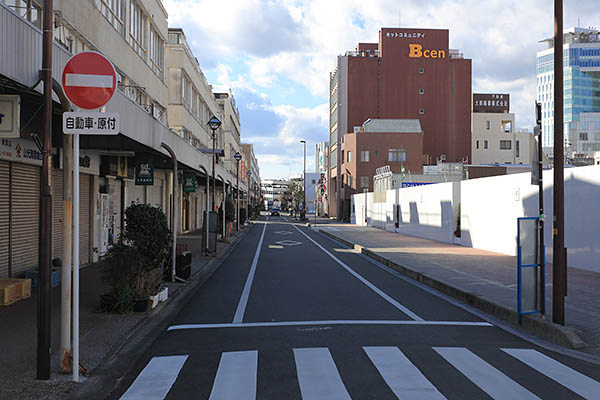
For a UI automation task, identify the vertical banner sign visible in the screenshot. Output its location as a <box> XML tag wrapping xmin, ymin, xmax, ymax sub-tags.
<box><xmin>117</xmin><ymin>155</ymin><xmax>128</xmax><ymax>177</ymax></box>
<box><xmin>135</xmin><ymin>155</ymin><xmax>154</xmax><ymax>185</ymax></box>
<box><xmin>241</xmin><ymin>161</ymin><xmax>245</xmax><ymax>178</ymax></box>
<box><xmin>183</xmin><ymin>171</ymin><xmax>196</xmax><ymax>192</ymax></box>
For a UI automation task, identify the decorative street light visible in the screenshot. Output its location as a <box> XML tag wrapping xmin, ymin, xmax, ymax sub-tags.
<box><xmin>300</xmin><ymin>140</ymin><xmax>306</xmax><ymax>220</ymax></box>
<box><xmin>207</xmin><ymin>116</ymin><xmax>221</xmax><ymax>211</ymax></box>
<box><xmin>234</xmin><ymin>151</ymin><xmax>242</xmax><ymax>231</ymax></box>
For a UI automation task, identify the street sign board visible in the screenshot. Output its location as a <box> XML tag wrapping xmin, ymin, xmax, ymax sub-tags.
<box><xmin>0</xmin><ymin>95</ymin><xmax>20</xmax><ymax>138</ymax></box>
<box><xmin>63</xmin><ymin>112</ymin><xmax>119</xmax><ymax>134</ymax></box>
<box><xmin>183</xmin><ymin>171</ymin><xmax>196</xmax><ymax>192</ymax></box>
<box><xmin>62</xmin><ymin>52</ymin><xmax>117</xmax><ymax>110</ymax></box>
<box><xmin>135</xmin><ymin>155</ymin><xmax>154</xmax><ymax>186</ymax></box>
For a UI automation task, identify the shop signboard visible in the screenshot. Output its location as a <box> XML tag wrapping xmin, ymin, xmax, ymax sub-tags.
<box><xmin>183</xmin><ymin>171</ymin><xmax>196</xmax><ymax>193</ymax></box>
<box><xmin>135</xmin><ymin>156</ymin><xmax>154</xmax><ymax>186</ymax></box>
<box><xmin>0</xmin><ymin>95</ymin><xmax>20</xmax><ymax>138</ymax></box>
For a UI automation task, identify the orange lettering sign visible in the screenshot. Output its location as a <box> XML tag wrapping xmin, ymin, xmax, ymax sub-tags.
<box><xmin>408</xmin><ymin>44</ymin><xmax>446</xmax><ymax>59</ymax></box>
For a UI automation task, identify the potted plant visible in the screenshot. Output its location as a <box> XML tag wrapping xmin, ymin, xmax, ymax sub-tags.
<box><xmin>100</xmin><ymin>203</ymin><xmax>170</xmax><ymax>313</ymax></box>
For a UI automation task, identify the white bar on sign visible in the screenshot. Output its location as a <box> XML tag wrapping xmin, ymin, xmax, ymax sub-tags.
<box><xmin>64</xmin><ymin>73</ymin><xmax>114</xmax><ymax>88</ymax></box>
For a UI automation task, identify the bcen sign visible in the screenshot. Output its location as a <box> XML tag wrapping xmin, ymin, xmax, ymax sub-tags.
<box><xmin>408</xmin><ymin>44</ymin><xmax>446</xmax><ymax>59</ymax></box>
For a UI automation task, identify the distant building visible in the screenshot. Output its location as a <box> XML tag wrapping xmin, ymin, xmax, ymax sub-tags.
<box><xmin>329</xmin><ymin>27</ymin><xmax>472</xmax><ymax>220</ymax></box>
<box><xmin>537</xmin><ymin>27</ymin><xmax>600</xmax><ymax>160</ymax></box>
<box><xmin>261</xmin><ymin>179</ymin><xmax>291</xmax><ymax>210</ymax></box>
<box><xmin>315</xmin><ymin>142</ymin><xmax>329</xmax><ymax>215</ymax></box>
<box><xmin>471</xmin><ymin>93</ymin><xmax>534</xmax><ymax>165</ymax></box>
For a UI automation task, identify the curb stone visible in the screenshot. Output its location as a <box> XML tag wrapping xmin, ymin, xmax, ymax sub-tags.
<box><xmin>318</xmin><ymin>229</ymin><xmax>586</xmax><ymax>350</ymax></box>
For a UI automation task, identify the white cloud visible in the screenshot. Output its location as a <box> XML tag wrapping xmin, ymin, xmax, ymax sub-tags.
<box><xmin>164</xmin><ymin>0</ymin><xmax>600</xmax><ymax>178</ymax></box>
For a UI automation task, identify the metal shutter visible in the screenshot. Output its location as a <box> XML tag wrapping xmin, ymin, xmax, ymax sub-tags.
<box><xmin>10</xmin><ymin>163</ymin><xmax>40</xmax><ymax>276</ymax></box>
<box><xmin>79</xmin><ymin>174</ymin><xmax>90</xmax><ymax>265</ymax></box>
<box><xmin>0</xmin><ymin>161</ymin><xmax>9</xmax><ymax>278</ymax></box>
<box><xmin>52</xmin><ymin>169</ymin><xmax>63</xmax><ymax>261</ymax></box>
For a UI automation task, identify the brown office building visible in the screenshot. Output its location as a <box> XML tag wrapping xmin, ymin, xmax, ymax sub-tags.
<box><xmin>329</xmin><ymin>28</ymin><xmax>472</xmax><ymax>219</ymax></box>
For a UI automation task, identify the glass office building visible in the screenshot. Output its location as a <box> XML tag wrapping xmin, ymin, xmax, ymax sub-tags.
<box><xmin>536</xmin><ymin>27</ymin><xmax>600</xmax><ymax>158</ymax></box>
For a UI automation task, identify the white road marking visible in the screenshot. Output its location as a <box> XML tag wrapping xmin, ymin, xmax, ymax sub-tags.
<box><xmin>64</xmin><ymin>73</ymin><xmax>114</xmax><ymax>88</ymax></box>
<box><xmin>120</xmin><ymin>355</ymin><xmax>188</xmax><ymax>400</ymax></box>
<box><xmin>326</xmin><ymin>227</ymin><xmax>340</xmax><ymax>231</ymax></box>
<box><xmin>167</xmin><ymin>320</ymin><xmax>491</xmax><ymax>331</ymax></box>
<box><xmin>292</xmin><ymin>224</ymin><xmax>424</xmax><ymax>321</ymax></box>
<box><xmin>283</xmin><ymin>216</ymin><xmax>289</xmax><ymax>222</ymax></box>
<box><xmin>503</xmin><ymin>348</ymin><xmax>600</xmax><ymax>399</ymax></box>
<box><xmin>364</xmin><ymin>346</ymin><xmax>446</xmax><ymax>399</ymax></box>
<box><xmin>275</xmin><ymin>240</ymin><xmax>302</xmax><ymax>246</ymax></box>
<box><xmin>434</xmin><ymin>347</ymin><xmax>540</xmax><ymax>400</ymax></box>
<box><xmin>294</xmin><ymin>348</ymin><xmax>351</xmax><ymax>400</ymax></box>
<box><xmin>209</xmin><ymin>350</ymin><xmax>257</xmax><ymax>400</ymax></box>
<box><xmin>232</xmin><ymin>222</ymin><xmax>267</xmax><ymax>323</ymax></box>
<box><xmin>274</xmin><ymin>231</ymin><xmax>293</xmax><ymax>235</ymax></box>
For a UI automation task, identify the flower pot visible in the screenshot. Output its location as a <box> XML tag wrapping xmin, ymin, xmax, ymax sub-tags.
<box><xmin>133</xmin><ymin>299</ymin><xmax>149</xmax><ymax>313</ymax></box>
<box><xmin>158</xmin><ymin>287</ymin><xmax>168</xmax><ymax>302</ymax></box>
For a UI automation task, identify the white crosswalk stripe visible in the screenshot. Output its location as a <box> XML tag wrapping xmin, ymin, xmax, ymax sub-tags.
<box><xmin>293</xmin><ymin>347</ymin><xmax>352</xmax><ymax>400</ymax></box>
<box><xmin>434</xmin><ymin>347</ymin><xmax>540</xmax><ymax>400</ymax></box>
<box><xmin>503</xmin><ymin>348</ymin><xmax>600</xmax><ymax>400</ymax></box>
<box><xmin>120</xmin><ymin>346</ymin><xmax>600</xmax><ymax>399</ymax></box>
<box><xmin>120</xmin><ymin>355</ymin><xmax>188</xmax><ymax>400</ymax></box>
<box><xmin>364</xmin><ymin>346</ymin><xmax>446</xmax><ymax>399</ymax></box>
<box><xmin>209</xmin><ymin>350</ymin><xmax>258</xmax><ymax>400</ymax></box>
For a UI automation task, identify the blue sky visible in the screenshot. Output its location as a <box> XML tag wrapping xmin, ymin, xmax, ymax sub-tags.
<box><xmin>163</xmin><ymin>0</ymin><xmax>600</xmax><ymax>180</ymax></box>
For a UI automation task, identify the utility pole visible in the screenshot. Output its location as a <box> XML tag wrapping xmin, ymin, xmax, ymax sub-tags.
<box><xmin>553</xmin><ymin>0</ymin><xmax>566</xmax><ymax>325</ymax></box>
<box><xmin>60</xmin><ymin>134</ymin><xmax>72</xmax><ymax>373</ymax></box>
<box><xmin>37</xmin><ymin>0</ymin><xmax>53</xmax><ymax>380</ymax></box>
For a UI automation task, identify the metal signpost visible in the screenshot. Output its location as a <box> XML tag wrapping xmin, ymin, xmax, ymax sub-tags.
<box><xmin>517</xmin><ymin>217</ymin><xmax>545</xmax><ymax>325</ymax></box>
<box><xmin>62</xmin><ymin>51</ymin><xmax>118</xmax><ymax>382</ymax></box>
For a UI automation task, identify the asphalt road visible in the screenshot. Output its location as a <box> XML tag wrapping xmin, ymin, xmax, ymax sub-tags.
<box><xmin>107</xmin><ymin>215</ymin><xmax>600</xmax><ymax>399</ymax></box>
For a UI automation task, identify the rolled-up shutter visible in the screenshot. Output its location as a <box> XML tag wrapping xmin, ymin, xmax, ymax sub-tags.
<box><xmin>79</xmin><ymin>174</ymin><xmax>90</xmax><ymax>265</ymax></box>
<box><xmin>0</xmin><ymin>161</ymin><xmax>9</xmax><ymax>278</ymax></box>
<box><xmin>10</xmin><ymin>163</ymin><xmax>40</xmax><ymax>276</ymax></box>
<box><xmin>52</xmin><ymin>169</ymin><xmax>63</xmax><ymax>261</ymax></box>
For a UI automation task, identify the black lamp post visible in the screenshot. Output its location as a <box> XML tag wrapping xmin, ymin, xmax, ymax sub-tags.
<box><xmin>207</xmin><ymin>116</ymin><xmax>222</xmax><ymax>212</ymax></box>
<box><xmin>234</xmin><ymin>151</ymin><xmax>242</xmax><ymax>230</ymax></box>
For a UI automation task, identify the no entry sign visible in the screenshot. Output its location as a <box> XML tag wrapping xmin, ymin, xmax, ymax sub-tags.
<box><xmin>62</xmin><ymin>52</ymin><xmax>117</xmax><ymax>110</ymax></box>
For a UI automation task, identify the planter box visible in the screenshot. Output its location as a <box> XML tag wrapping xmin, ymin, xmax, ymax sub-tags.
<box><xmin>158</xmin><ymin>287</ymin><xmax>168</xmax><ymax>302</ymax></box>
<box><xmin>25</xmin><ymin>268</ymin><xmax>61</xmax><ymax>288</ymax></box>
<box><xmin>0</xmin><ymin>278</ymin><xmax>32</xmax><ymax>306</ymax></box>
<box><xmin>149</xmin><ymin>294</ymin><xmax>159</xmax><ymax>309</ymax></box>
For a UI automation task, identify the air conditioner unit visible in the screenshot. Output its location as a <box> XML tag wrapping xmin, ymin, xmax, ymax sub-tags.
<box><xmin>440</xmin><ymin>154</ymin><xmax>447</xmax><ymax>161</ymax></box>
<box><xmin>353</xmin><ymin>126</ymin><xmax>361</xmax><ymax>133</ymax></box>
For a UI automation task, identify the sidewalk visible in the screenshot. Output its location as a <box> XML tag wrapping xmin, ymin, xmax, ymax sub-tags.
<box><xmin>317</xmin><ymin>223</ymin><xmax>600</xmax><ymax>356</ymax></box>
<box><xmin>0</xmin><ymin>225</ymin><xmax>251</xmax><ymax>399</ymax></box>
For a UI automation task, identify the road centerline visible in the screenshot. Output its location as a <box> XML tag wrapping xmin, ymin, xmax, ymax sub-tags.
<box><xmin>232</xmin><ymin>221</ymin><xmax>268</xmax><ymax>323</ymax></box>
<box><xmin>292</xmin><ymin>224</ymin><xmax>424</xmax><ymax>321</ymax></box>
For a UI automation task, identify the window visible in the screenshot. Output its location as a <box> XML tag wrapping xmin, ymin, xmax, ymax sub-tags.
<box><xmin>500</xmin><ymin>140</ymin><xmax>512</xmax><ymax>150</ymax></box>
<box><xmin>419</xmin><ymin>67</ymin><xmax>425</xmax><ymax>74</ymax></box>
<box><xmin>360</xmin><ymin>176</ymin><xmax>369</xmax><ymax>189</ymax></box>
<box><xmin>486</xmin><ymin>121</ymin><xmax>491</xmax><ymax>130</ymax></box>
<box><xmin>149</xmin><ymin>26</ymin><xmax>164</xmax><ymax>78</ymax></box>
<box><xmin>419</xmin><ymin>108</ymin><xmax>425</xmax><ymax>115</ymax></box>
<box><xmin>419</xmin><ymin>88</ymin><xmax>425</xmax><ymax>95</ymax></box>
<box><xmin>182</xmin><ymin>74</ymin><xmax>192</xmax><ymax>109</ymax></box>
<box><xmin>5</xmin><ymin>0</ymin><xmax>42</xmax><ymax>28</ymax></box>
<box><xmin>348</xmin><ymin>176</ymin><xmax>353</xmax><ymax>188</ymax></box>
<box><xmin>484</xmin><ymin>140</ymin><xmax>489</xmax><ymax>149</ymax></box>
<box><xmin>347</xmin><ymin>151</ymin><xmax>352</xmax><ymax>163</ymax></box>
<box><xmin>516</xmin><ymin>140</ymin><xmax>520</xmax><ymax>158</ymax></box>
<box><xmin>476</xmin><ymin>140</ymin><xmax>479</xmax><ymax>149</ymax></box>
<box><xmin>360</xmin><ymin>150</ymin><xmax>369</xmax><ymax>162</ymax></box>
<box><xmin>580</xmin><ymin>132</ymin><xmax>589</xmax><ymax>141</ymax></box>
<box><xmin>100</xmin><ymin>0</ymin><xmax>125</xmax><ymax>34</ymax></box>
<box><xmin>388</xmin><ymin>149</ymin><xmax>406</xmax><ymax>163</ymax></box>
<box><xmin>129</xmin><ymin>0</ymin><xmax>147</xmax><ymax>58</ymax></box>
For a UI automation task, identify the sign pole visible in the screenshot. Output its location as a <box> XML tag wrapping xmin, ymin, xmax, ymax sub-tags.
<box><xmin>72</xmin><ymin>132</ymin><xmax>80</xmax><ymax>382</ymax></box>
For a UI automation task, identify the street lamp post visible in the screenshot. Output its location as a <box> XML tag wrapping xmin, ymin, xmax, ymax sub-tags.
<box><xmin>207</xmin><ymin>116</ymin><xmax>222</xmax><ymax>212</ymax></box>
<box><xmin>300</xmin><ymin>140</ymin><xmax>306</xmax><ymax>220</ymax></box>
<box><xmin>234</xmin><ymin>152</ymin><xmax>242</xmax><ymax>231</ymax></box>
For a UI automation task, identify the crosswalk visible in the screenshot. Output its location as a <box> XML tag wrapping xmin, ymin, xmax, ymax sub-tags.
<box><xmin>119</xmin><ymin>347</ymin><xmax>600</xmax><ymax>399</ymax></box>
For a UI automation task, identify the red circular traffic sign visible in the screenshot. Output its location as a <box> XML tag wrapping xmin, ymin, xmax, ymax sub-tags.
<box><xmin>62</xmin><ymin>52</ymin><xmax>117</xmax><ymax>110</ymax></box>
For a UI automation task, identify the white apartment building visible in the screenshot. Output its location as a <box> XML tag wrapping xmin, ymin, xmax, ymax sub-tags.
<box><xmin>472</xmin><ymin>113</ymin><xmax>534</xmax><ymax>165</ymax></box>
<box><xmin>261</xmin><ymin>179</ymin><xmax>291</xmax><ymax>210</ymax></box>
